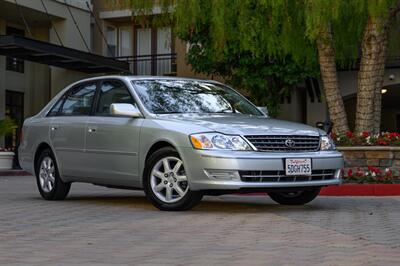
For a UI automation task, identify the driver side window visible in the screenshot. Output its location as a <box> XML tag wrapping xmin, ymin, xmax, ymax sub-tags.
<box><xmin>95</xmin><ymin>80</ymin><xmax>136</xmax><ymax>116</ymax></box>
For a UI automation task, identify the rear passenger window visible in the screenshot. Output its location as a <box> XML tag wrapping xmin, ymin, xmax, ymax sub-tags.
<box><xmin>95</xmin><ymin>80</ymin><xmax>136</xmax><ymax>115</ymax></box>
<box><xmin>60</xmin><ymin>83</ymin><xmax>97</xmax><ymax>116</ymax></box>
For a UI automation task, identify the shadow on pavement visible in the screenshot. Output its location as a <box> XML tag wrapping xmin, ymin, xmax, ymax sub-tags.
<box><xmin>29</xmin><ymin>193</ymin><xmax>336</xmax><ymax>213</ymax></box>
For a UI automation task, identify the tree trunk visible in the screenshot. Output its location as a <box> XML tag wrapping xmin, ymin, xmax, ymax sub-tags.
<box><xmin>316</xmin><ymin>26</ymin><xmax>349</xmax><ymax>134</ymax></box>
<box><xmin>355</xmin><ymin>17</ymin><xmax>389</xmax><ymax>134</ymax></box>
<box><xmin>373</xmin><ymin>28</ymin><xmax>389</xmax><ymax>133</ymax></box>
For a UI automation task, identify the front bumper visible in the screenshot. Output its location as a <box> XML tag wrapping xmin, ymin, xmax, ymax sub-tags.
<box><xmin>178</xmin><ymin>148</ymin><xmax>344</xmax><ymax>191</ymax></box>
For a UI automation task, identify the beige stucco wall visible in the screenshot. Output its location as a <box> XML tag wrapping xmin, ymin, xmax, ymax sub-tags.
<box><xmin>47</xmin><ymin>1</ymin><xmax>92</xmax><ymax>97</ymax></box>
<box><xmin>50</xmin><ymin>67</ymin><xmax>90</xmax><ymax>97</ymax></box>
<box><xmin>0</xmin><ymin>0</ymin><xmax>92</xmax><ymax>122</ymax></box>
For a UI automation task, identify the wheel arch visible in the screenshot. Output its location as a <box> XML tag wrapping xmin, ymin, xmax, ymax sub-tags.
<box><xmin>34</xmin><ymin>142</ymin><xmax>54</xmax><ymax>175</ymax></box>
<box><xmin>141</xmin><ymin>140</ymin><xmax>178</xmax><ymax>181</ymax></box>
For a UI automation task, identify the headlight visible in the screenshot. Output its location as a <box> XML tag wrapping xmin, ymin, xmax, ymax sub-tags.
<box><xmin>320</xmin><ymin>136</ymin><xmax>336</xmax><ymax>151</ymax></box>
<box><xmin>190</xmin><ymin>133</ymin><xmax>253</xmax><ymax>151</ymax></box>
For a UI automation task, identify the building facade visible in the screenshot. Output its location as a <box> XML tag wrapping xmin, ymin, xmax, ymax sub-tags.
<box><xmin>2</xmin><ymin>0</ymin><xmax>400</xmax><ymax>151</ymax></box>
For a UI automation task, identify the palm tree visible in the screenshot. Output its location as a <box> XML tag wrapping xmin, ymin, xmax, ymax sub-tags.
<box><xmin>316</xmin><ymin>26</ymin><xmax>349</xmax><ymax>134</ymax></box>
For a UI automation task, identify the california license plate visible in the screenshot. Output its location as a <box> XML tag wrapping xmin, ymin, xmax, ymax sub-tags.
<box><xmin>285</xmin><ymin>158</ymin><xmax>312</xmax><ymax>176</ymax></box>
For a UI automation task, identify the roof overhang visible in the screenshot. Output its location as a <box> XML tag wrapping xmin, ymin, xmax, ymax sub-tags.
<box><xmin>99</xmin><ymin>7</ymin><xmax>165</xmax><ymax>19</ymax></box>
<box><xmin>0</xmin><ymin>35</ymin><xmax>130</xmax><ymax>74</ymax></box>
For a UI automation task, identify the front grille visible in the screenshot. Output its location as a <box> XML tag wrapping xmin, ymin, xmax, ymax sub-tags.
<box><xmin>245</xmin><ymin>135</ymin><xmax>320</xmax><ymax>152</ymax></box>
<box><xmin>239</xmin><ymin>169</ymin><xmax>335</xmax><ymax>183</ymax></box>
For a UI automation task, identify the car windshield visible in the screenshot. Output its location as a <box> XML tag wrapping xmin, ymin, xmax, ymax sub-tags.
<box><xmin>131</xmin><ymin>80</ymin><xmax>263</xmax><ymax>115</ymax></box>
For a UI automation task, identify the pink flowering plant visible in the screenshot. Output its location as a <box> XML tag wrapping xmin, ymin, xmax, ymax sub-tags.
<box><xmin>332</xmin><ymin>131</ymin><xmax>400</xmax><ymax>146</ymax></box>
<box><xmin>343</xmin><ymin>166</ymin><xmax>399</xmax><ymax>184</ymax></box>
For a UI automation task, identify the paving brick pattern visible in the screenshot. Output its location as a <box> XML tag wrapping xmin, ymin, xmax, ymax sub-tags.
<box><xmin>1</xmin><ymin>176</ymin><xmax>400</xmax><ymax>266</ymax></box>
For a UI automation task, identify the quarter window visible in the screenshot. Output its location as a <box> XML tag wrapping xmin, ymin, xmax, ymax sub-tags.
<box><xmin>95</xmin><ymin>80</ymin><xmax>136</xmax><ymax>115</ymax></box>
<box><xmin>47</xmin><ymin>97</ymin><xmax>64</xmax><ymax>117</ymax></box>
<box><xmin>60</xmin><ymin>83</ymin><xmax>97</xmax><ymax>116</ymax></box>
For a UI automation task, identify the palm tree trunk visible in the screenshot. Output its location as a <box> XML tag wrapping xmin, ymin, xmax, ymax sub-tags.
<box><xmin>316</xmin><ymin>26</ymin><xmax>349</xmax><ymax>134</ymax></box>
<box><xmin>372</xmin><ymin>49</ymin><xmax>387</xmax><ymax>133</ymax></box>
<box><xmin>355</xmin><ymin>17</ymin><xmax>389</xmax><ymax>134</ymax></box>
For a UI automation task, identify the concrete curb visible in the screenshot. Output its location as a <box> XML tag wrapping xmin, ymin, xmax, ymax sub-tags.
<box><xmin>0</xmin><ymin>170</ymin><xmax>30</xmax><ymax>176</ymax></box>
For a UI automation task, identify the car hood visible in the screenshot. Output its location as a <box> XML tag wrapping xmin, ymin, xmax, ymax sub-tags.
<box><xmin>157</xmin><ymin>114</ymin><xmax>322</xmax><ymax>136</ymax></box>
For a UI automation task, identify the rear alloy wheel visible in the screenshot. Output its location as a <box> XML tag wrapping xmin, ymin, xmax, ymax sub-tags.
<box><xmin>35</xmin><ymin>148</ymin><xmax>71</xmax><ymax>200</ymax></box>
<box><xmin>144</xmin><ymin>147</ymin><xmax>202</xmax><ymax>211</ymax></box>
<box><xmin>268</xmin><ymin>188</ymin><xmax>321</xmax><ymax>205</ymax></box>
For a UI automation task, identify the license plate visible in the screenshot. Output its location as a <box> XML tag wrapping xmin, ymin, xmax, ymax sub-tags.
<box><xmin>285</xmin><ymin>158</ymin><xmax>312</xmax><ymax>176</ymax></box>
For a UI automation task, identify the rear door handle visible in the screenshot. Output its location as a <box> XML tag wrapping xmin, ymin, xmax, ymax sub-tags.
<box><xmin>51</xmin><ymin>125</ymin><xmax>58</xmax><ymax>131</ymax></box>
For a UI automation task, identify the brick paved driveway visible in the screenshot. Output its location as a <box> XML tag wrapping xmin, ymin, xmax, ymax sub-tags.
<box><xmin>1</xmin><ymin>175</ymin><xmax>400</xmax><ymax>266</ymax></box>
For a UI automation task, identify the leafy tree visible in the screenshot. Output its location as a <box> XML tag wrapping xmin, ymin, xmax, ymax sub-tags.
<box><xmin>113</xmin><ymin>0</ymin><xmax>318</xmax><ymax>117</ymax></box>
<box><xmin>112</xmin><ymin>0</ymin><xmax>400</xmax><ymax>133</ymax></box>
<box><xmin>177</xmin><ymin>4</ymin><xmax>319</xmax><ymax>116</ymax></box>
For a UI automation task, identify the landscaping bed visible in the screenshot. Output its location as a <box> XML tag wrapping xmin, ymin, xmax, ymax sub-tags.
<box><xmin>319</xmin><ymin>131</ymin><xmax>400</xmax><ymax>196</ymax></box>
<box><xmin>334</xmin><ymin>131</ymin><xmax>400</xmax><ymax>184</ymax></box>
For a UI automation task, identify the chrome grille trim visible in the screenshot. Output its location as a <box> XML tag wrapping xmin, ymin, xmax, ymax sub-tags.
<box><xmin>245</xmin><ymin>135</ymin><xmax>320</xmax><ymax>152</ymax></box>
<box><xmin>239</xmin><ymin>169</ymin><xmax>335</xmax><ymax>183</ymax></box>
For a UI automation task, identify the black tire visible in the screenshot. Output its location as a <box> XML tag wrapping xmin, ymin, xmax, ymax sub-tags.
<box><xmin>35</xmin><ymin>148</ymin><xmax>71</xmax><ymax>200</ymax></box>
<box><xmin>268</xmin><ymin>188</ymin><xmax>321</xmax><ymax>205</ymax></box>
<box><xmin>143</xmin><ymin>147</ymin><xmax>203</xmax><ymax>211</ymax></box>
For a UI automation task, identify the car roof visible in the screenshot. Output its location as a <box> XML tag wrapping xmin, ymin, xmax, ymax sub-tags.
<box><xmin>71</xmin><ymin>75</ymin><xmax>221</xmax><ymax>85</ymax></box>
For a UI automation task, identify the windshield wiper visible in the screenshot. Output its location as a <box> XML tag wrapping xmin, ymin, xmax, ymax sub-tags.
<box><xmin>156</xmin><ymin>111</ymin><xmax>184</xmax><ymax>114</ymax></box>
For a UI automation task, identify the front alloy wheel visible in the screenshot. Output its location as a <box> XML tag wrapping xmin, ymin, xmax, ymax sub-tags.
<box><xmin>150</xmin><ymin>157</ymin><xmax>189</xmax><ymax>203</ymax></box>
<box><xmin>144</xmin><ymin>147</ymin><xmax>202</xmax><ymax>211</ymax></box>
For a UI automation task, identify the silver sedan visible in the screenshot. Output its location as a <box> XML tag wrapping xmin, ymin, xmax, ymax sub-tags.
<box><xmin>19</xmin><ymin>76</ymin><xmax>343</xmax><ymax>211</ymax></box>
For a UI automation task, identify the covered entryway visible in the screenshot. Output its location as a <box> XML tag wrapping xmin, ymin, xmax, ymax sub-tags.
<box><xmin>381</xmin><ymin>84</ymin><xmax>400</xmax><ymax>132</ymax></box>
<box><xmin>0</xmin><ymin>35</ymin><xmax>130</xmax><ymax>73</ymax></box>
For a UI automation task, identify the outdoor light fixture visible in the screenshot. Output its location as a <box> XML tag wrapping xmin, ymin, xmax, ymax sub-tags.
<box><xmin>381</xmin><ymin>88</ymin><xmax>388</xmax><ymax>94</ymax></box>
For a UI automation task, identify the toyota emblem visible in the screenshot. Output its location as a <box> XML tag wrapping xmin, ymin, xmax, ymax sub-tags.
<box><xmin>285</xmin><ymin>139</ymin><xmax>295</xmax><ymax>148</ymax></box>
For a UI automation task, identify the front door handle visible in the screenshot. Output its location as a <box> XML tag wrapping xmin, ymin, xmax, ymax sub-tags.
<box><xmin>51</xmin><ymin>125</ymin><xmax>58</xmax><ymax>131</ymax></box>
<box><xmin>88</xmin><ymin>127</ymin><xmax>97</xmax><ymax>133</ymax></box>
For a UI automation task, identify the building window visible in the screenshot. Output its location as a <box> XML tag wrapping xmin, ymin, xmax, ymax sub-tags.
<box><xmin>90</xmin><ymin>22</ymin><xmax>95</xmax><ymax>53</ymax></box>
<box><xmin>6</xmin><ymin>27</ymin><xmax>25</xmax><ymax>73</ymax></box>
<box><xmin>5</xmin><ymin>91</ymin><xmax>24</xmax><ymax>149</ymax></box>
<box><xmin>135</xmin><ymin>27</ymin><xmax>174</xmax><ymax>76</ymax></box>
<box><xmin>106</xmin><ymin>26</ymin><xmax>117</xmax><ymax>57</ymax></box>
<box><xmin>6</xmin><ymin>57</ymin><xmax>24</xmax><ymax>73</ymax></box>
<box><xmin>118</xmin><ymin>26</ymin><xmax>133</xmax><ymax>57</ymax></box>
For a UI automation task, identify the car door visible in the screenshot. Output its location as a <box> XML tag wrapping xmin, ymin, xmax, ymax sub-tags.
<box><xmin>84</xmin><ymin>79</ymin><xmax>144</xmax><ymax>187</ymax></box>
<box><xmin>49</xmin><ymin>82</ymin><xmax>97</xmax><ymax>179</ymax></box>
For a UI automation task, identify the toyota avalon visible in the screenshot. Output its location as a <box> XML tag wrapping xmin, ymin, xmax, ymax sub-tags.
<box><xmin>18</xmin><ymin>76</ymin><xmax>343</xmax><ymax>211</ymax></box>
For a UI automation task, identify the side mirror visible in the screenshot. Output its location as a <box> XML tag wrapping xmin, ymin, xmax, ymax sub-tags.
<box><xmin>257</xmin><ymin>106</ymin><xmax>268</xmax><ymax>116</ymax></box>
<box><xmin>110</xmin><ymin>103</ymin><xmax>141</xmax><ymax>118</ymax></box>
